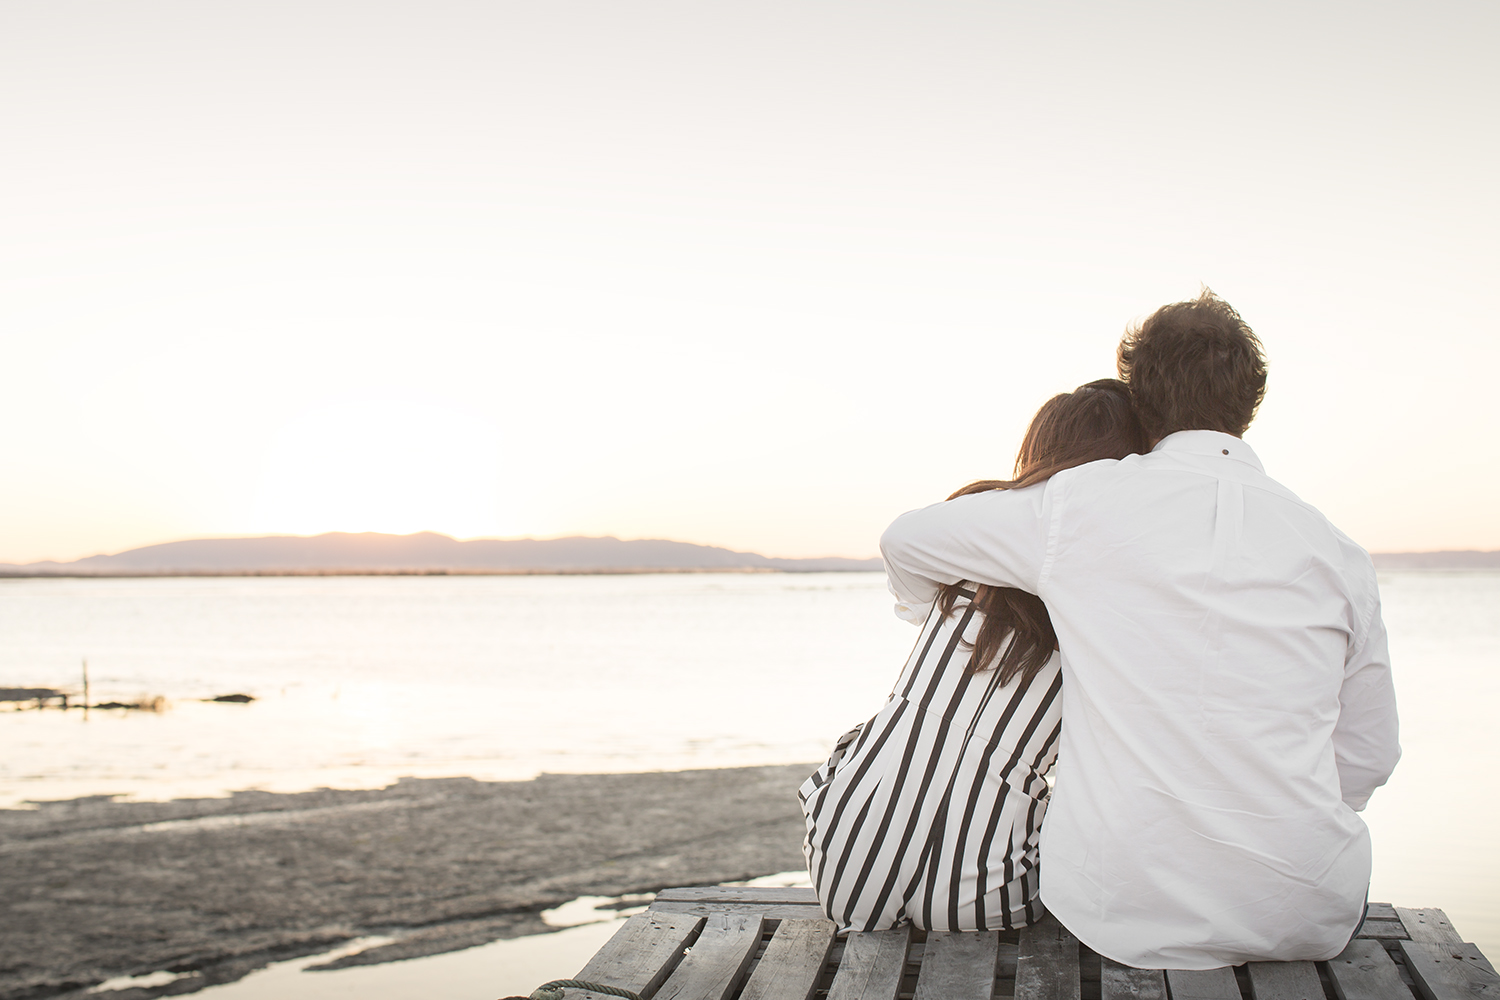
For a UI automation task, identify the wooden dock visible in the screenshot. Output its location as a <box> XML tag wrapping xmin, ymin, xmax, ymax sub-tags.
<box><xmin>556</xmin><ymin>886</ymin><xmax>1497</xmax><ymax>1000</ymax></box>
<box><xmin>0</xmin><ymin>687</ymin><xmax>69</xmax><ymax>709</ymax></box>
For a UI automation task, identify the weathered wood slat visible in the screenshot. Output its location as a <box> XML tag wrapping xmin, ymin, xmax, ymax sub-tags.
<box><xmin>650</xmin><ymin>900</ymin><xmax>830</xmax><ymax>920</ymax></box>
<box><xmin>1402</xmin><ymin>941</ymin><xmax>1499</xmax><ymax>986</ymax></box>
<box><xmin>1398</xmin><ymin>908</ymin><xmax>1465</xmax><ymax>945</ymax></box>
<box><xmin>1366</xmin><ymin>904</ymin><xmax>1398</xmax><ymax>922</ymax></box>
<box><xmin>652</xmin><ymin>912</ymin><xmax>764</xmax><ymax>1000</ymax></box>
<box><xmin>1357</xmin><ymin>919</ymin><xmax>1412</xmax><ymax>940</ymax></box>
<box><xmin>1166</xmin><ymin>966</ymin><xmax>1242</xmax><ymax>1000</ymax></box>
<box><xmin>1454</xmin><ymin>943</ymin><xmax>1499</xmax><ymax>978</ymax></box>
<box><xmin>1398</xmin><ymin>940</ymin><xmax>1500</xmax><ymax>1000</ymax></box>
<box><xmin>1246</xmin><ymin>960</ymin><xmax>1324</xmax><ymax>1000</ymax></box>
<box><xmin>655</xmin><ymin>886</ymin><xmax>820</xmax><ymax>904</ymax></box>
<box><xmin>1016</xmin><ymin>913</ymin><xmax>1081</xmax><ymax>1000</ymax></box>
<box><xmin>1326</xmin><ymin>938</ymin><xmax>1410</xmax><ymax>1000</ymax></box>
<box><xmin>825</xmin><ymin>925</ymin><xmax>913</xmax><ymax>1000</ymax></box>
<box><xmin>1102</xmin><ymin>958</ymin><xmax>1167</xmax><ymax>1000</ymax></box>
<box><xmin>912</xmin><ymin>931</ymin><xmax>1001</xmax><ymax>1000</ymax></box>
<box><xmin>738</xmin><ymin>918</ymin><xmax>837</xmax><ymax>1000</ymax></box>
<box><xmin>571</xmin><ymin>911</ymin><xmax>704</xmax><ymax>998</ymax></box>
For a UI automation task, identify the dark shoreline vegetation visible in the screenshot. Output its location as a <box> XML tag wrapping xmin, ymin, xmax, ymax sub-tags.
<box><xmin>0</xmin><ymin>764</ymin><xmax>815</xmax><ymax>1000</ymax></box>
<box><xmin>1</xmin><ymin>693</ymin><xmax>252</xmax><ymax>713</ymax></box>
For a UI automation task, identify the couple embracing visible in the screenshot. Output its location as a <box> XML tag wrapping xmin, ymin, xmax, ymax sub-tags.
<box><xmin>800</xmin><ymin>290</ymin><xmax>1401</xmax><ymax>970</ymax></box>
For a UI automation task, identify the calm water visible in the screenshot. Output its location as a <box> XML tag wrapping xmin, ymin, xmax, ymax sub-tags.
<box><xmin>0</xmin><ymin>573</ymin><xmax>914</xmax><ymax>804</ymax></box>
<box><xmin>2</xmin><ymin>570</ymin><xmax>1497</xmax><ymax>970</ymax></box>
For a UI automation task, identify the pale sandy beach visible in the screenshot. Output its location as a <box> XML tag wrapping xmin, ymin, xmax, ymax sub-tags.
<box><xmin>0</xmin><ymin>764</ymin><xmax>814</xmax><ymax>1000</ymax></box>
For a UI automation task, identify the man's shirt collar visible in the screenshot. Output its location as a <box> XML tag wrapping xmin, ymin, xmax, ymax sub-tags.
<box><xmin>1151</xmin><ymin>429</ymin><xmax>1265</xmax><ymax>474</ymax></box>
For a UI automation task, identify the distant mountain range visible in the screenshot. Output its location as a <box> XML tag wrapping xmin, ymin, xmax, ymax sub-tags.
<box><xmin>0</xmin><ymin>532</ymin><xmax>884</xmax><ymax>576</ymax></box>
<box><xmin>0</xmin><ymin>533</ymin><xmax>1493</xmax><ymax>577</ymax></box>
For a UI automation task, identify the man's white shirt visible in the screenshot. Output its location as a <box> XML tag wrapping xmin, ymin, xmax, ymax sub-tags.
<box><xmin>880</xmin><ymin>430</ymin><xmax>1400</xmax><ymax>969</ymax></box>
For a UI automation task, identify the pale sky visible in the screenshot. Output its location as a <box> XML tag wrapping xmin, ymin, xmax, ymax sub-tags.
<box><xmin>3</xmin><ymin>1</ymin><xmax>1496</xmax><ymax>564</ymax></box>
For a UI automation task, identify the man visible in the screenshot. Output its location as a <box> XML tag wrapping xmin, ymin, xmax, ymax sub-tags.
<box><xmin>879</xmin><ymin>290</ymin><xmax>1399</xmax><ymax>969</ymax></box>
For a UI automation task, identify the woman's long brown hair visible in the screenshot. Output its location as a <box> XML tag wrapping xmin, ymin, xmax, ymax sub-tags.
<box><xmin>937</xmin><ymin>379</ymin><xmax>1147</xmax><ymax>685</ymax></box>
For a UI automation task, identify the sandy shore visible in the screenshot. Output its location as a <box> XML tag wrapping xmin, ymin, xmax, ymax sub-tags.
<box><xmin>0</xmin><ymin>764</ymin><xmax>815</xmax><ymax>1000</ymax></box>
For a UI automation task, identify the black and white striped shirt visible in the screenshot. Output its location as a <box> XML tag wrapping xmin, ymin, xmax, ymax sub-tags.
<box><xmin>799</xmin><ymin>587</ymin><xmax>1062</xmax><ymax>933</ymax></box>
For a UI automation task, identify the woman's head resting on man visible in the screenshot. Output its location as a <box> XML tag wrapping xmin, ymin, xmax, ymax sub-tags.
<box><xmin>938</xmin><ymin>377</ymin><xmax>1148</xmax><ymax>683</ymax></box>
<box><xmin>949</xmin><ymin>378</ymin><xmax>1148</xmax><ymax>502</ymax></box>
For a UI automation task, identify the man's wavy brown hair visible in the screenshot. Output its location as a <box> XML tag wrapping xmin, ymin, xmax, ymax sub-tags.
<box><xmin>1117</xmin><ymin>288</ymin><xmax>1267</xmax><ymax>441</ymax></box>
<box><xmin>936</xmin><ymin>378</ymin><xmax>1147</xmax><ymax>684</ymax></box>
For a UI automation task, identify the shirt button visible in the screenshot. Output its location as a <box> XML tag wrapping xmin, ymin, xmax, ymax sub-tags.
<box><xmin>1222</xmin><ymin>449</ymin><xmax>1229</xmax><ymax>455</ymax></box>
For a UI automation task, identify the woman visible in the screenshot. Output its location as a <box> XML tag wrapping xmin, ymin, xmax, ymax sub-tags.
<box><xmin>799</xmin><ymin>379</ymin><xmax>1148</xmax><ymax>933</ymax></box>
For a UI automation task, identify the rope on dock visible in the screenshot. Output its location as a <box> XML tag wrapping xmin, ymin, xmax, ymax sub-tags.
<box><xmin>498</xmin><ymin>979</ymin><xmax>643</xmax><ymax>1000</ymax></box>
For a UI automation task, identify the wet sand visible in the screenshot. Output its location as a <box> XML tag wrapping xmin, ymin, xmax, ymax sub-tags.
<box><xmin>0</xmin><ymin>764</ymin><xmax>815</xmax><ymax>1000</ymax></box>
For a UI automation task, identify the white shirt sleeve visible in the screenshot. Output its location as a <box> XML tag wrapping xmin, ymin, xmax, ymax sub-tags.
<box><xmin>1333</xmin><ymin>604</ymin><xmax>1401</xmax><ymax>811</ymax></box>
<box><xmin>878</xmin><ymin>483</ymin><xmax>1052</xmax><ymax>620</ymax></box>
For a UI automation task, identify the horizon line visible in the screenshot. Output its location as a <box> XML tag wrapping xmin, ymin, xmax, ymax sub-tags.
<box><xmin>3</xmin><ymin>529</ymin><xmax>886</xmax><ymax>569</ymax></box>
<box><xmin>3</xmin><ymin>525</ymin><xmax>1498</xmax><ymax>574</ymax></box>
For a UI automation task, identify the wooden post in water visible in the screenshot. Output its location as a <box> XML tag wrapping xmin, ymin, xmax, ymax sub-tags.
<box><xmin>82</xmin><ymin>658</ymin><xmax>89</xmax><ymax>720</ymax></box>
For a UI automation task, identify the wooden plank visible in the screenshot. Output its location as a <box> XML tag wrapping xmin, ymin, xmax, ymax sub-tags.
<box><xmin>1452</xmin><ymin>943</ymin><xmax>1498</xmax><ymax>978</ymax></box>
<box><xmin>1398</xmin><ymin>940</ymin><xmax>1500</xmax><ymax>1000</ymax></box>
<box><xmin>1102</xmin><ymin>959</ymin><xmax>1167</xmax><ymax>1000</ymax></box>
<box><xmin>1327</xmin><ymin>938</ymin><xmax>1410</xmax><ymax>1000</ymax></box>
<box><xmin>1247</xmin><ymin>961</ymin><xmax>1324</xmax><ymax>1000</ymax></box>
<box><xmin>652</xmin><ymin>912</ymin><xmax>764</xmax><ymax>1000</ymax></box>
<box><xmin>738</xmin><ymin>918</ymin><xmax>837</xmax><ymax>1000</ymax></box>
<box><xmin>650</xmin><ymin>900</ymin><xmax>831</xmax><ymax>921</ymax></box>
<box><xmin>825</xmin><ymin>925</ymin><xmax>913</xmax><ymax>1000</ymax></box>
<box><xmin>1398</xmin><ymin>909</ymin><xmax>1465</xmax><ymax>945</ymax></box>
<box><xmin>913</xmin><ymin>931</ymin><xmax>1001</xmax><ymax>1000</ymax></box>
<box><xmin>1016</xmin><ymin>913</ymin><xmax>1081</xmax><ymax>1000</ymax></box>
<box><xmin>1357</xmin><ymin>919</ymin><xmax>1412</xmax><ymax>940</ymax></box>
<box><xmin>1367</xmin><ymin>904</ymin><xmax>1398</xmax><ymax>922</ymax></box>
<box><xmin>655</xmin><ymin>886</ymin><xmax>819</xmax><ymax>905</ymax></box>
<box><xmin>1166</xmin><ymin>967</ymin><xmax>1242</xmax><ymax>1000</ymax></box>
<box><xmin>1402</xmin><ymin>941</ymin><xmax>1500</xmax><ymax>982</ymax></box>
<box><xmin>572</xmin><ymin>910</ymin><xmax>705</xmax><ymax>997</ymax></box>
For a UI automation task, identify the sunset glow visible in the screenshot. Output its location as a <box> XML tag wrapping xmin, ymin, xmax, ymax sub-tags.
<box><xmin>3</xmin><ymin>2</ymin><xmax>1496</xmax><ymax>564</ymax></box>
